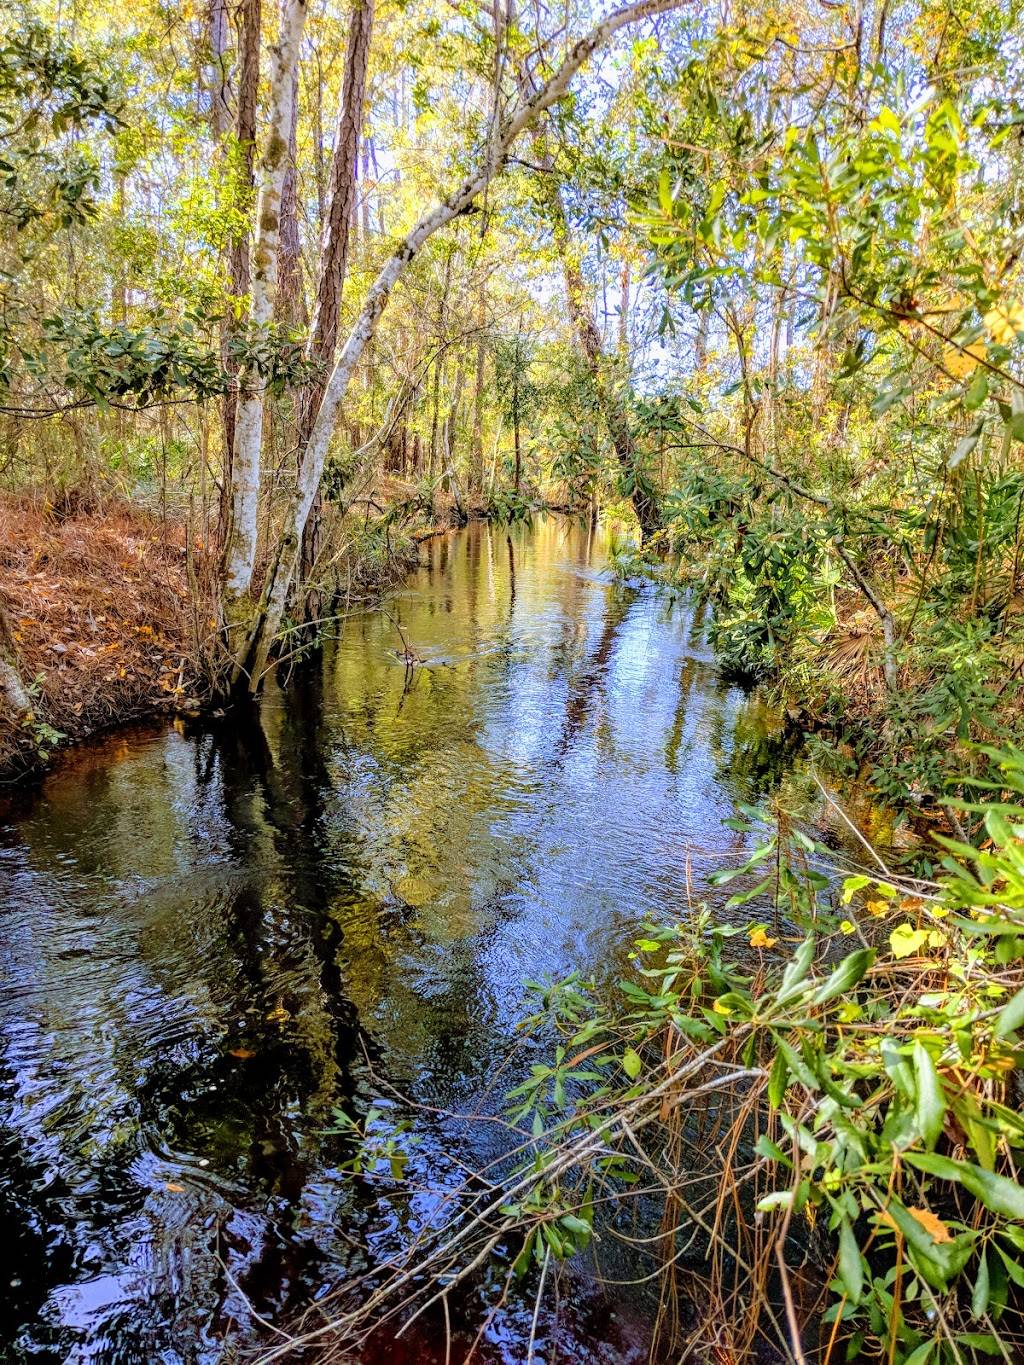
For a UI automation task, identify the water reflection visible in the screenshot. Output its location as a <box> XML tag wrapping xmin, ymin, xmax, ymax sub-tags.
<box><xmin>1</xmin><ymin>515</ymin><xmax>799</xmax><ymax>1362</ymax></box>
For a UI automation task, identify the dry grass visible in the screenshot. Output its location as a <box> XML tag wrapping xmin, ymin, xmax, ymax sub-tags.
<box><xmin>0</xmin><ymin>493</ymin><xmax>217</xmax><ymax>776</ymax></box>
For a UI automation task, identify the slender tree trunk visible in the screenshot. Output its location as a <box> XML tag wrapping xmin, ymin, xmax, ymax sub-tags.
<box><xmin>471</xmin><ymin>279</ymin><xmax>487</xmax><ymax>494</ymax></box>
<box><xmin>277</xmin><ymin>62</ymin><xmax>306</xmax><ymax>330</ymax></box>
<box><xmin>207</xmin><ymin>0</ymin><xmax>232</xmax><ymax>141</ymax></box>
<box><xmin>219</xmin><ymin>0</ymin><xmax>261</xmax><ymax>538</ymax></box>
<box><xmin>298</xmin><ymin>0</ymin><xmax>374</xmax><ymax>605</ymax></box>
<box><xmin>428</xmin><ymin>355</ymin><xmax>443</xmax><ymax>480</ymax></box>
<box><xmin>618</xmin><ymin>256</ymin><xmax>631</xmax><ymax>369</ymax></box>
<box><xmin>539</xmin><ymin>150</ymin><xmax>660</xmax><ymax>539</ymax></box>
<box><xmin>221</xmin><ymin>0</ymin><xmax>308</xmax><ymax>619</ymax></box>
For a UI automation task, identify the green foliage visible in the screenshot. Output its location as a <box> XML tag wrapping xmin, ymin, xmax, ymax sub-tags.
<box><xmin>492</xmin><ymin>776</ymin><xmax>1024</xmax><ymax>1362</ymax></box>
<box><xmin>0</xmin><ymin>17</ymin><xmax>122</xmax><ymax>231</ymax></box>
<box><xmin>326</xmin><ymin>1104</ymin><xmax>421</xmax><ymax>1182</ymax></box>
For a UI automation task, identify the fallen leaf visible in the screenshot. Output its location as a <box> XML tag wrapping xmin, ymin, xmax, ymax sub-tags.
<box><xmin>165</xmin><ymin>1182</ymin><xmax>186</xmax><ymax>1193</ymax></box>
<box><xmin>229</xmin><ymin>1047</ymin><xmax>256</xmax><ymax>1059</ymax></box>
<box><xmin>266</xmin><ymin>1005</ymin><xmax>290</xmax><ymax>1024</ymax></box>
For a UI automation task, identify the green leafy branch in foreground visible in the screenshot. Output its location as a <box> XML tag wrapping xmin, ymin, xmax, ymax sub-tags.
<box><xmin>490</xmin><ymin>761</ymin><xmax>1024</xmax><ymax>1363</ymax></box>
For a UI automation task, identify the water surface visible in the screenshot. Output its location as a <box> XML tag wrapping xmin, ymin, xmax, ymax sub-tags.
<box><xmin>1</xmin><ymin>516</ymin><xmax>804</xmax><ymax>1362</ymax></box>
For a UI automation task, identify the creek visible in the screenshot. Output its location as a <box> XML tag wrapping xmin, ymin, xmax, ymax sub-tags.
<box><xmin>2</xmin><ymin>515</ymin><xmax>835</xmax><ymax>1362</ymax></box>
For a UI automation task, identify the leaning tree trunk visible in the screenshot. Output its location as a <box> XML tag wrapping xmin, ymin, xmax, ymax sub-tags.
<box><xmin>236</xmin><ymin>0</ymin><xmax>688</xmax><ymax>688</ymax></box>
<box><xmin>221</xmin><ymin>0</ymin><xmax>308</xmax><ymax>626</ymax></box>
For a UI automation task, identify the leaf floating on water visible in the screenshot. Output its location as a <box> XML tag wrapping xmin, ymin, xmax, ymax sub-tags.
<box><xmin>229</xmin><ymin>1047</ymin><xmax>256</xmax><ymax>1059</ymax></box>
<box><xmin>165</xmin><ymin>1182</ymin><xmax>186</xmax><ymax>1193</ymax></box>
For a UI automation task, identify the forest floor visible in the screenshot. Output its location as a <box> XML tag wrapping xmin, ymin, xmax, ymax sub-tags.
<box><xmin>0</xmin><ymin>494</ymin><xmax>215</xmax><ymax>781</ymax></box>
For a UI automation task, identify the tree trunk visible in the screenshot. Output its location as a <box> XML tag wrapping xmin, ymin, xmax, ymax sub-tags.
<box><xmin>219</xmin><ymin>0</ymin><xmax>261</xmax><ymax>537</ymax></box>
<box><xmin>298</xmin><ymin>0</ymin><xmax>374</xmax><ymax>605</ymax></box>
<box><xmin>221</xmin><ymin>0</ymin><xmax>308</xmax><ymax>619</ymax></box>
<box><xmin>539</xmin><ymin>153</ymin><xmax>660</xmax><ymax>539</ymax></box>
<box><xmin>428</xmin><ymin>354</ymin><xmax>443</xmax><ymax>480</ymax></box>
<box><xmin>277</xmin><ymin>61</ymin><xmax>306</xmax><ymax>330</ymax></box>
<box><xmin>0</xmin><ymin>600</ymin><xmax>30</xmax><ymax>722</ymax></box>
<box><xmin>471</xmin><ymin>280</ymin><xmax>487</xmax><ymax>494</ymax></box>
<box><xmin>207</xmin><ymin>0</ymin><xmax>232</xmax><ymax>141</ymax></box>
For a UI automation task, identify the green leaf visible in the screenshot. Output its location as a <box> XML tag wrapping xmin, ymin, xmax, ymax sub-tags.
<box><xmin>841</xmin><ymin>875</ymin><xmax>871</xmax><ymax>904</ymax></box>
<box><xmin>912</xmin><ymin>1041</ymin><xmax>946</xmax><ymax>1149</ymax></box>
<box><xmin>776</xmin><ymin>937</ymin><xmax>816</xmax><ymax>1004</ymax></box>
<box><xmin>901</xmin><ymin>1344</ymin><xmax>934</xmax><ymax>1365</ymax></box>
<box><xmin>512</xmin><ymin>1228</ymin><xmax>536</xmax><ymax>1277</ymax></box>
<box><xmin>837</xmin><ymin>1216</ymin><xmax>863</xmax><ymax>1304</ymax></box>
<box><xmin>994</xmin><ymin>984</ymin><xmax>1024</xmax><ymax>1040</ymax></box>
<box><xmin>813</xmin><ymin>948</ymin><xmax>875</xmax><ymax>1005</ymax></box>
<box><xmin>621</xmin><ymin>1048</ymin><xmax>642</xmax><ymax>1080</ymax></box>
<box><xmin>949</xmin><ymin>419</ymin><xmax>984</xmax><ymax>470</ymax></box>
<box><xmin>905</xmin><ymin>1151</ymin><xmax>1024</xmax><ymax>1219</ymax></box>
<box><xmin>768</xmin><ymin>1048</ymin><xmax>788</xmax><ymax>1108</ymax></box>
<box><xmin>963</xmin><ymin>369</ymin><xmax>989</xmax><ymax>410</ymax></box>
<box><xmin>973</xmin><ymin>1248</ymin><xmax>991</xmax><ymax>1319</ymax></box>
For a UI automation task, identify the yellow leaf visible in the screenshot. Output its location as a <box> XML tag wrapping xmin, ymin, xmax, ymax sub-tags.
<box><xmin>866</xmin><ymin>900</ymin><xmax>889</xmax><ymax>917</ymax></box>
<box><xmin>749</xmin><ymin>927</ymin><xmax>778</xmax><ymax>949</ymax></box>
<box><xmin>266</xmin><ymin>1005</ymin><xmax>290</xmax><ymax>1023</ymax></box>
<box><xmin>839</xmin><ymin>920</ymin><xmax>856</xmax><ymax>935</ymax></box>
<box><xmin>984</xmin><ymin>300</ymin><xmax>1024</xmax><ymax>346</ymax></box>
<box><xmin>889</xmin><ymin>923</ymin><xmax>928</xmax><ymax>959</ymax></box>
<box><xmin>908</xmin><ymin>1206</ymin><xmax>953</xmax><ymax>1243</ymax></box>
<box><xmin>944</xmin><ymin>342</ymin><xmax>985</xmax><ymax>377</ymax></box>
<box><xmin>712</xmin><ymin>998</ymin><xmax>733</xmax><ymax>1015</ymax></box>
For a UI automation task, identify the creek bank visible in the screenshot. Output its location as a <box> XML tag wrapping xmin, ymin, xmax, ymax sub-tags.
<box><xmin>0</xmin><ymin>487</ymin><xmax>549</xmax><ymax>783</ymax></box>
<box><xmin>0</xmin><ymin>494</ymin><xmax>216</xmax><ymax>781</ymax></box>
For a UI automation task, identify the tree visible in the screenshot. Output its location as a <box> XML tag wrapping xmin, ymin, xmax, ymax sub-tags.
<box><xmin>233</xmin><ymin>0</ymin><xmax>692</xmax><ymax>687</ymax></box>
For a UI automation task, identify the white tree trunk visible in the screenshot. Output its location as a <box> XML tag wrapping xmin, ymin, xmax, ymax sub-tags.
<box><xmin>240</xmin><ymin>0</ymin><xmax>687</xmax><ymax>684</ymax></box>
<box><xmin>221</xmin><ymin>0</ymin><xmax>308</xmax><ymax>614</ymax></box>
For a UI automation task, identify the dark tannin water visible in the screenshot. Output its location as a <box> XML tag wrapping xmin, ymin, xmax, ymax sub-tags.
<box><xmin>1</xmin><ymin>517</ymin><xmax>805</xmax><ymax>1363</ymax></box>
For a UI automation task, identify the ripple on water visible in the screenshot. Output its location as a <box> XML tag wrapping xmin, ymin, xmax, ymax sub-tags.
<box><xmin>1</xmin><ymin>515</ymin><xmax>805</xmax><ymax>1361</ymax></box>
